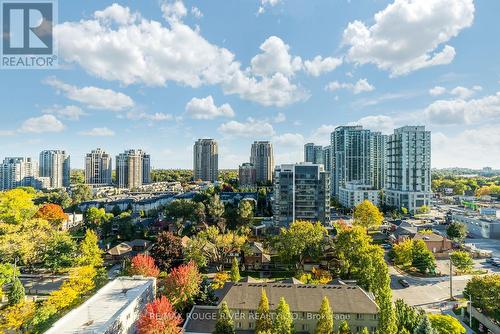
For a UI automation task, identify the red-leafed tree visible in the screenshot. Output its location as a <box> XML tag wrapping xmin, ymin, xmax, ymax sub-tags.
<box><xmin>35</xmin><ymin>203</ymin><xmax>68</xmax><ymax>227</ymax></box>
<box><xmin>137</xmin><ymin>296</ymin><xmax>182</xmax><ymax>334</ymax></box>
<box><xmin>162</xmin><ymin>261</ymin><xmax>202</xmax><ymax>310</ymax></box>
<box><xmin>129</xmin><ymin>254</ymin><xmax>160</xmax><ymax>278</ymax></box>
<box><xmin>150</xmin><ymin>231</ymin><xmax>184</xmax><ymax>271</ymax></box>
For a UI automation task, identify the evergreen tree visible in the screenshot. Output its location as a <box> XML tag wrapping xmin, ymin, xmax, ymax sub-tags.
<box><xmin>230</xmin><ymin>257</ymin><xmax>240</xmax><ymax>282</ymax></box>
<box><xmin>413</xmin><ymin>315</ymin><xmax>437</xmax><ymax>334</ymax></box>
<box><xmin>214</xmin><ymin>301</ymin><xmax>235</xmax><ymax>334</ymax></box>
<box><xmin>315</xmin><ymin>296</ymin><xmax>334</xmax><ymax>334</ymax></box>
<box><xmin>274</xmin><ymin>297</ymin><xmax>293</xmax><ymax>334</ymax></box>
<box><xmin>8</xmin><ymin>277</ymin><xmax>25</xmax><ymax>305</ymax></box>
<box><xmin>337</xmin><ymin>320</ymin><xmax>350</xmax><ymax>334</ymax></box>
<box><xmin>255</xmin><ymin>289</ymin><xmax>273</xmax><ymax>333</ymax></box>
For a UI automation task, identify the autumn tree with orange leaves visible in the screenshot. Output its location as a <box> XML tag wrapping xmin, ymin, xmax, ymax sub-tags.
<box><xmin>129</xmin><ymin>254</ymin><xmax>160</xmax><ymax>278</ymax></box>
<box><xmin>34</xmin><ymin>203</ymin><xmax>68</xmax><ymax>228</ymax></box>
<box><xmin>162</xmin><ymin>261</ymin><xmax>202</xmax><ymax>310</ymax></box>
<box><xmin>137</xmin><ymin>296</ymin><xmax>182</xmax><ymax>334</ymax></box>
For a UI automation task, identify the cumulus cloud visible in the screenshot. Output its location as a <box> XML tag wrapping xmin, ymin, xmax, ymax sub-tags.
<box><xmin>349</xmin><ymin>115</ymin><xmax>395</xmax><ymax>134</ymax></box>
<box><xmin>19</xmin><ymin>115</ymin><xmax>65</xmax><ymax>133</ymax></box>
<box><xmin>218</xmin><ymin>118</ymin><xmax>274</xmax><ymax>137</ymax></box>
<box><xmin>272</xmin><ymin>133</ymin><xmax>304</xmax><ymax>147</ymax></box>
<box><xmin>126</xmin><ymin>112</ymin><xmax>173</xmax><ymax>121</ymax></box>
<box><xmin>258</xmin><ymin>0</ymin><xmax>282</xmax><ymax>14</ymax></box>
<box><xmin>429</xmin><ymin>86</ymin><xmax>446</xmax><ymax>96</ymax></box>
<box><xmin>55</xmin><ymin>4</ymin><xmax>307</xmax><ymax>107</ymax></box>
<box><xmin>191</xmin><ymin>6</ymin><xmax>203</xmax><ymax>18</ymax></box>
<box><xmin>185</xmin><ymin>96</ymin><xmax>234</xmax><ymax>119</ymax></box>
<box><xmin>79</xmin><ymin>127</ymin><xmax>115</xmax><ymax>136</ymax></box>
<box><xmin>308</xmin><ymin>124</ymin><xmax>337</xmax><ymax>146</ymax></box>
<box><xmin>425</xmin><ymin>91</ymin><xmax>500</xmax><ymax>125</ymax></box>
<box><xmin>250</xmin><ymin>36</ymin><xmax>302</xmax><ymax>77</ymax></box>
<box><xmin>41</xmin><ymin>105</ymin><xmax>86</xmax><ymax>120</ymax></box>
<box><xmin>44</xmin><ymin>77</ymin><xmax>134</xmax><ymax>111</ymax></box>
<box><xmin>450</xmin><ymin>86</ymin><xmax>477</xmax><ymax>99</ymax></box>
<box><xmin>304</xmin><ymin>56</ymin><xmax>343</xmax><ymax>77</ymax></box>
<box><xmin>325</xmin><ymin>78</ymin><xmax>375</xmax><ymax>94</ymax></box>
<box><xmin>342</xmin><ymin>0</ymin><xmax>474</xmax><ymax>76</ymax></box>
<box><xmin>273</xmin><ymin>112</ymin><xmax>286</xmax><ymax>123</ymax></box>
<box><xmin>0</xmin><ymin>130</ymin><xmax>15</xmax><ymax>136</ymax></box>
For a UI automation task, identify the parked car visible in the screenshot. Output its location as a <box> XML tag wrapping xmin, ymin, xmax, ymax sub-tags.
<box><xmin>486</xmin><ymin>257</ymin><xmax>500</xmax><ymax>264</ymax></box>
<box><xmin>398</xmin><ymin>278</ymin><xmax>410</xmax><ymax>288</ymax></box>
<box><xmin>381</xmin><ymin>243</ymin><xmax>392</xmax><ymax>250</ymax></box>
<box><xmin>492</xmin><ymin>260</ymin><xmax>500</xmax><ymax>267</ymax></box>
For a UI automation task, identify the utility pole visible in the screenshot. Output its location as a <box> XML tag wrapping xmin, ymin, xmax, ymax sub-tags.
<box><xmin>469</xmin><ymin>293</ymin><xmax>472</xmax><ymax>327</ymax></box>
<box><xmin>449</xmin><ymin>256</ymin><xmax>454</xmax><ymax>300</ymax></box>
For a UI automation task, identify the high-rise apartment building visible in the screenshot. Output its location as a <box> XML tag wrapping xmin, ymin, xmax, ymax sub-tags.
<box><xmin>39</xmin><ymin>150</ymin><xmax>70</xmax><ymax>188</ymax></box>
<box><xmin>330</xmin><ymin>126</ymin><xmax>372</xmax><ymax>198</ymax></box>
<box><xmin>116</xmin><ymin>149</ymin><xmax>150</xmax><ymax>189</ymax></box>
<box><xmin>250</xmin><ymin>141</ymin><xmax>274</xmax><ymax>184</ymax></box>
<box><xmin>193</xmin><ymin>139</ymin><xmax>218</xmax><ymax>182</ymax></box>
<box><xmin>273</xmin><ymin>163</ymin><xmax>330</xmax><ymax>226</ymax></box>
<box><xmin>304</xmin><ymin>143</ymin><xmax>323</xmax><ymax>165</ymax></box>
<box><xmin>85</xmin><ymin>148</ymin><xmax>112</xmax><ymax>185</ymax></box>
<box><xmin>0</xmin><ymin>157</ymin><xmax>47</xmax><ymax>190</ymax></box>
<box><xmin>142</xmin><ymin>153</ymin><xmax>151</xmax><ymax>185</ymax></box>
<box><xmin>322</xmin><ymin>146</ymin><xmax>332</xmax><ymax>172</ymax></box>
<box><xmin>370</xmin><ymin>132</ymin><xmax>387</xmax><ymax>190</ymax></box>
<box><xmin>238</xmin><ymin>163</ymin><xmax>256</xmax><ymax>187</ymax></box>
<box><xmin>385</xmin><ymin>126</ymin><xmax>431</xmax><ymax>213</ymax></box>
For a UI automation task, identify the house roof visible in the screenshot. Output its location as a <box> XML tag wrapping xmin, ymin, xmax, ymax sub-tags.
<box><xmin>106</xmin><ymin>242</ymin><xmax>132</xmax><ymax>256</ymax></box>
<box><xmin>276</xmin><ymin>277</ymin><xmax>304</xmax><ymax>284</ymax></box>
<box><xmin>414</xmin><ymin>233</ymin><xmax>448</xmax><ymax>242</ymax></box>
<box><xmin>125</xmin><ymin>239</ymin><xmax>152</xmax><ymax>248</ymax></box>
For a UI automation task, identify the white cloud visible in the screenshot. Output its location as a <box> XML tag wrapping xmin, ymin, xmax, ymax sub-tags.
<box><xmin>250</xmin><ymin>36</ymin><xmax>302</xmax><ymax>77</ymax></box>
<box><xmin>161</xmin><ymin>1</ymin><xmax>187</xmax><ymax>22</ymax></box>
<box><xmin>342</xmin><ymin>0</ymin><xmax>474</xmax><ymax>76</ymax></box>
<box><xmin>349</xmin><ymin>115</ymin><xmax>395</xmax><ymax>134</ymax></box>
<box><xmin>41</xmin><ymin>105</ymin><xmax>86</xmax><ymax>120</ymax></box>
<box><xmin>19</xmin><ymin>115</ymin><xmax>65</xmax><ymax>133</ymax></box>
<box><xmin>258</xmin><ymin>0</ymin><xmax>282</xmax><ymax>14</ymax></box>
<box><xmin>126</xmin><ymin>112</ymin><xmax>173</xmax><ymax>121</ymax></box>
<box><xmin>429</xmin><ymin>86</ymin><xmax>446</xmax><ymax>96</ymax></box>
<box><xmin>273</xmin><ymin>112</ymin><xmax>286</xmax><ymax>123</ymax></box>
<box><xmin>425</xmin><ymin>91</ymin><xmax>500</xmax><ymax>125</ymax></box>
<box><xmin>308</xmin><ymin>124</ymin><xmax>337</xmax><ymax>146</ymax></box>
<box><xmin>450</xmin><ymin>86</ymin><xmax>476</xmax><ymax>99</ymax></box>
<box><xmin>79</xmin><ymin>127</ymin><xmax>115</xmax><ymax>137</ymax></box>
<box><xmin>55</xmin><ymin>5</ymin><xmax>306</xmax><ymax>107</ymax></box>
<box><xmin>185</xmin><ymin>96</ymin><xmax>234</xmax><ymax>120</ymax></box>
<box><xmin>218</xmin><ymin>118</ymin><xmax>274</xmax><ymax>137</ymax></box>
<box><xmin>0</xmin><ymin>130</ymin><xmax>15</xmax><ymax>136</ymax></box>
<box><xmin>272</xmin><ymin>133</ymin><xmax>304</xmax><ymax>147</ymax></box>
<box><xmin>44</xmin><ymin>77</ymin><xmax>134</xmax><ymax>111</ymax></box>
<box><xmin>325</xmin><ymin>78</ymin><xmax>375</xmax><ymax>94</ymax></box>
<box><xmin>191</xmin><ymin>6</ymin><xmax>203</xmax><ymax>18</ymax></box>
<box><xmin>304</xmin><ymin>56</ymin><xmax>343</xmax><ymax>77</ymax></box>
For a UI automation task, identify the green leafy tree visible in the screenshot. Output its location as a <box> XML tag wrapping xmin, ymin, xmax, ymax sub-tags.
<box><xmin>412</xmin><ymin>240</ymin><xmax>436</xmax><ymax>274</ymax></box>
<box><xmin>413</xmin><ymin>315</ymin><xmax>437</xmax><ymax>334</ymax></box>
<box><xmin>85</xmin><ymin>207</ymin><xmax>108</xmax><ymax>229</ymax></box>
<box><xmin>353</xmin><ymin>200</ymin><xmax>384</xmax><ymax>229</ymax></box>
<box><xmin>274</xmin><ymin>297</ymin><xmax>293</xmax><ymax>334</ymax></box>
<box><xmin>428</xmin><ymin>314</ymin><xmax>465</xmax><ymax>334</ymax></box>
<box><xmin>315</xmin><ymin>297</ymin><xmax>334</xmax><ymax>334</ymax></box>
<box><xmin>208</xmin><ymin>195</ymin><xmax>225</xmax><ymax>224</ymax></box>
<box><xmin>393</xmin><ymin>239</ymin><xmax>414</xmax><ymax>268</ymax></box>
<box><xmin>43</xmin><ymin>232</ymin><xmax>77</xmax><ymax>271</ymax></box>
<box><xmin>450</xmin><ymin>251</ymin><xmax>473</xmax><ymax>273</ymax></box>
<box><xmin>360</xmin><ymin>328</ymin><xmax>370</xmax><ymax>334</ymax></box>
<box><xmin>446</xmin><ymin>222</ymin><xmax>467</xmax><ymax>242</ymax></box>
<box><xmin>395</xmin><ymin>299</ymin><xmax>422</xmax><ymax>333</ymax></box>
<box><xmin>337</xmin><ymin>320</ymin><xmax>350</xmax><ymax>334</ymax></box>
<box><xmin>214</xmin><ymin>301</ymin><xmax>235</xmax><ymax>334</ymax></box>
<box><xmin>464</xmin><ymin>274</ymin><xmax>500</xmax><ymax>318</ymax></box>
<box><xmin>0</xmin><ymin>188</ymin><xmax>36</xmax><ymax>224</ymax></box>
<box><xmin>8</xmin><ymin>277</ymin><xmax>25</xmax><ymax>305</ymax></box>
<box><xmin>255</xmin><ymin>289</ymin><xmax>273</xmax><ymax>333</ymax></box>
<box><xmin>0</xmin><ymin>263</ymin><xmax>19</xmax><ymax>299</ymax></box>
<box><xmin>78</xmin><ymin>230</ymin><xmax>103</xmax><ymax>268</ymax></box>
<box><xmin>71</xmin><ymin>184</ymin><xmax>93</xmax><ymax>205</ymax></box>
<box><xmin>230</xmin><ymin>257</ymin><xmax>240</xmax><ymax>282</ymax></box>
<box><xmin>237</xmin><ymin>200</ymin><xmax>254</xmax><ymax>226</ymax></box>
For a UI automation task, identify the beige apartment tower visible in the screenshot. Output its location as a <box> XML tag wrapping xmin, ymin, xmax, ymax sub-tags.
<box><xmin>250</xmin><ymin>141</ymin><xmax>274</xmax><ymax>184</ymax></box>
<box><xmin>193</xmin><ymin>139</ymin><xmax>218</xmax><ymax>182</ymax></box>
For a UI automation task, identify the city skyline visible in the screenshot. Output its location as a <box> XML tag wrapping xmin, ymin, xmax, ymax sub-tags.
<box><xmin>1</xmin><ymin>0</ymin><xmax>500</xmax><ymax>169</ymax></box>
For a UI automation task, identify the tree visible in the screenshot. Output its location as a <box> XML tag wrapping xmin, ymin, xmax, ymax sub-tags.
<box><xmin>0</xmin><ymin>188</ymin><xmax>36</xmax><ymax>224</ymax></box>
<box><xmin>450</xmin><ymin>251</ymin><xmax>473</xmax><ymax>273</ymax></box>
<box><xmin>150</xmin><ymin>231</ymin><xmax>183</xmax><ymax>271</ymax></box>
<box><xmin>353</xmin><ymin>200</ymin><xmax>384</xmax><ymax>229</ymax></box>
<box><xmin>163</xmin><ymin>261</ymin><xmax>202</xmax><ymax>310</ymax></box>
<box><xmin>212</xmin><ymin>271</ymin><xmax>230</xmax><ymax>290</ymax></box>
<box><xmin>214</xmin><ymin>301</ymin><xmax>235</xmax><ymax>334</ymax></box>
<box><xmin>237</xmin><ymin>200</ymin><xmax>254</xmax><ymax>226</ymax></box>
<box><xmin>0</xmin><ymin>263</ymin><xmax>19</xmax><ymax>299</ymax></box>
<box><xmin>129</xmin><ymin>254</ymin><xmax>160</xmax><ymax>277</ymax></box>
<box><xmin>78</xmin><ymin>230</ymin><xmax>103</xmax><ymax>268</ymax></box>
<box><xmin>446</xmin><ymin>222</ymin><xmax>467</xmax><ymax>242</ymax></box>
<box><xmin>43</xmin><ymin>231</ymin><xmax>77</xmax><ymax>271</ymax></box>
<box><xmin>137</xmin><ymin>296</ymin><xmax>182</xmax><ymax>334</ymax></box>
<box><xmin>360</xmin><ymin>328</ymin><xmax>370</xmax><ymax>334</ymax></box>
<box><xmin>192</xmin><ymin>278</ymin><xmax>217</xmax><ymax>306</ymax></box>
<box><xmin>413</xmin><ymin>315</ymin><xmax>437</xmax><ymax>334</ymax></box>
<box><xmin>34</xmin><ymin>203</ymin><xmax>68</xmax><ymax>228</ymax></box>
<box><xmin>417</xmin><ymin>205</ymin><xmax>430</xmax><ymax>214</ymax></box>
<box><xmin>337</xmin><ymin>320</ymin><xmax>350</xmax><ymax>334</ymax></box>
<box><xmin>275</xmin><ymin>221</ymin><xmax>328</xmax><ymax>271</ymax></box>
<box><xmin>85</xmin><ymin>207</ymin><xmax>109</xmax><ymax>229</ymax></box>
<box><xmin>428</xmin><ymin>314</ymin><xmax>465</xmax><ymax>334</ymax></box>
<box><xmin>255</xmin><ymin>289</ymin><xmax>273</xmax><ymax>333</ymax></box>
<box><xmin>8</xmin><ymin>277</ymin><xmax>25</xmax><ymax>305</ymax></box>
<box><xmin>35</xmin><ymin>189</ymin><xmax>71</xmax><ymax>209</ymax></box>
<box><xmin>393</xmin><ymin>239</ymin><xmax>414</xmax><ymax>269</ymax></box>
<box><xmin>315</xmin><ymin>297</ymin><xmax>334</xmax><ymax>334</ymax></box>
<box><xmin>464</xmin><ymin>274</ymin><xmax>500</xmax><ymax>317</ymax></box>
<box><xmin>0</xmin><ymin>301</ymin><xmax>35</xmax><ymax>333</ymax></box>
<box><xmin>230</xmin><ymin>257</ymin><xmax>240</xmax><ymax>282</ymax></box>
<box><xmin>274</xmin><ymin>297</ymin><xmax>293</xmax><ymax>334</ymax></box>
<box><xmin>395</xmin><ymin>299</ymin><xmax>422</xmax><ymax>333</ymax></box>
<box><xmin>71</xmin><ymin>184</ymin><xmax>93</xmax><ymax>205</ymax></box>
<box><xmin>208</xmin><ymin>195</ymin><xmax>225</xmax><ymax>225</ymax></box>
<box><xmin>412</xmin><ymin>240</ymin><xmax>436</xmax><ymax>274</ymax></box>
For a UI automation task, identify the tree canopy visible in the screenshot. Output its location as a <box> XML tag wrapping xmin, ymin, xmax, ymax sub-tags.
<box><xmin>353</xmin><ymin>200</ymin><xmax>384</xmax><ymax>229</ymax></box>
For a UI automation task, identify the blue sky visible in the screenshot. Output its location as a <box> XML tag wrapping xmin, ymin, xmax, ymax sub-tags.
<box><xmin>1</xmin><ymin>0</ymin><xmax>500</xmax><ymax>169</ymax></box>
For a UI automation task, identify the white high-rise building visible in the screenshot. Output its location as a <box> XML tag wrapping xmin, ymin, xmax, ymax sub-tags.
<box><xmin>250</xmin><ymin>141</ymin><xmax>274</xmax><ymax>184</ymax></box>
<box><xmin>193</xmin><ymin>139</ymin><xmax>218</xmax><ymax>182</ymax></box>
<box><xmin>85</xmin><ymin>148</ymin><xmax>112</xmax><ymax>185</ymax></box>
<box><xmin>116</xmin><ymin>149</ymin><xmax>150</xmax><ymax>189</ymax></box>
<box><xmin>0</xmin><ymin>157</ymin><xmax>46</xmax><ymax>190</ymax></box>
<box><xmin>370</xmin><ymin>132</ymin><xmax>387</xmax><ymax>191</ymax></box>
<box><xmin>385</xmin><ymin>126</ymin><xmax>431</xmax><ymax>213</ymax></box>
<box><xmin>39</xmin><ymin>150</ymin><xmax>70</xmax><ymax>188</ymax></box>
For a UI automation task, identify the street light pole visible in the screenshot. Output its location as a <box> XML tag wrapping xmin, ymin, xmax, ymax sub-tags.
<box><xmin>469</xmin><ymin>293</ymin><xmax>472</xmax><ymax>328</ymax></box>
<box><xmin>449</xmin><ymin>256</ymin><xmax>454</xmax><ymax>300</ymax></box>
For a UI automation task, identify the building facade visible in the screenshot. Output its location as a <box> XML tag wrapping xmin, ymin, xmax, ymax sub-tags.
<box><xmin>304</xmin><ymin>143</ymin><xmax>324</xmax><ymax>165</ymax></box>
<box><xmin>273</xmin><ymin>163</ymin><xmax>330</xmax><ymax>226</ymax></box>
<box><xmin>116</xmin><ymin>149</ymin><xmax>150</xmax><ymax>189</ymax></box>
<box><xmin>239</xmin><ymin>163</ymin><xmax>256</xmax><ymax>187</ymax></box>
<box><xmin>370</xmin><ymin>132</ymin><xmax>387</xmax><ymax>191</ymax></box>
<box><xmin>85</xmin><ymin>148</ymin><xmax>112</xmax><ymax>185</ymax></box>
<box><xmin>385</xmin><ymin>126</ymin><xmax>431</xmax><ymax>213</ymax></box>
<box><xmin>339</xmin><ymin>182</ymin><xmax>381</xmax><ymax>208</ymax></box>
<box><xmin>193</xmin><ymin>139</ymin><xmax>218</xmax><ymax>182</ymax></box>
<box><xmin>322</xmin><ymin>145</ymin><xmax>332</xmax><ymax>172</ymax></box>
<box><xmin>39</xmin><ymin>150</ymin><xmax>70</xmax><ymax>188</ymax></box>
<box><xmin>250</xmin><ymin>141</ymin><xmax>274</xmax><ymax>184</ymax></box>
<box><xmin>0</xmin><ymin>157</ymin><xmax>45</xmax><ymax>190</ymax></box>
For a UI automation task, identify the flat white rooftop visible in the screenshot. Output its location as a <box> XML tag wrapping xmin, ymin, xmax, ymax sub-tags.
<box><xmin>46</xmin><ymin>276</ymin><xmax>155</xmax><ymax>334</ymax></box>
